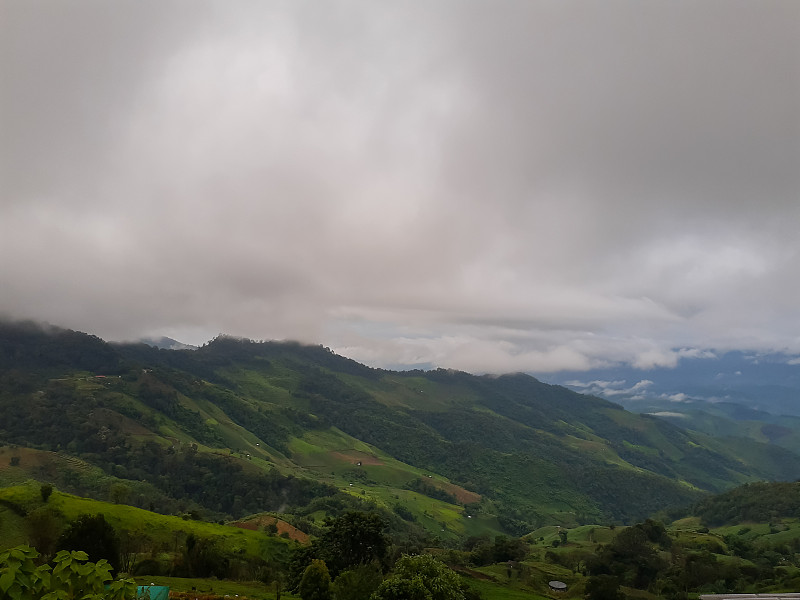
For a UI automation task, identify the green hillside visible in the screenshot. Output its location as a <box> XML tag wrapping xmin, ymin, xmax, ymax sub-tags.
<box><xmin>691</xmin><ymin>480</ymin><xmax>800</xmax><ymax>526</ymax></box>
<box><xmin>619</xmin><ymin>397</ymin><xmax>800</xmax><ymax>458</ymax></box>
<box><xmin>2</xmin><ymin>320</ymin><xmax>800</xmax><ymax>540</ymax></box>
<box><xmin>4</xmin><ymin>473</ymin><xmax>800</xmax><ymax>598</ymax></box>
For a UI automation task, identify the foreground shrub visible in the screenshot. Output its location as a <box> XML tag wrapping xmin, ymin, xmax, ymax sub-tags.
<box><xmin>0</xmin><ymin>545</ymin><xmax>136</xmax><ymax>600</ymax></box>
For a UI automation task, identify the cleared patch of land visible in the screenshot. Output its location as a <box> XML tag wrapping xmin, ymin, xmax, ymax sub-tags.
<box><xmin>231</xmin><ymin>514</ymin><xmax>310</xmax><ymax>544</ymax></box>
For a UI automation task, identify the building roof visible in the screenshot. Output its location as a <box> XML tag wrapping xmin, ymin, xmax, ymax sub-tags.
<box><xmin>701</xmin><ymin>596</ymin><xmax>800</xmax><ymax>600</ymax></box>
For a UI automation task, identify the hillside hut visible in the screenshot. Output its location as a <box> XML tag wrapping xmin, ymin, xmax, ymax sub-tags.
<box><xmin>549</xmin><ymin>581</ymin><xmax>567</xmax><ymax>592</ymax></box>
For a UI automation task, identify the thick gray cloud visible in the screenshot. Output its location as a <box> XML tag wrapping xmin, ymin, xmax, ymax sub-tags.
<box><xmin>2</xmin><ymin>0</ymin><xmax>799</xmax><ymax>373</ymax></box>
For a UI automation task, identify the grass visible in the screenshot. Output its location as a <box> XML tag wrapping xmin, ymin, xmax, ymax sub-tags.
<box><xmin>0</xmin><ymin>482</ymin><xmax>295</xmax><ymax>561</ymax></box>
<box><xmin>0</xmin><ymin>504</ymin><xmax>27</xmax><ymax>547</ymax></box>
<box><xmin>463</xmin><ymin>577</ymin><xmax>551</xmax><ymax>600</ymax></box>
<box><xmin>132</xmin><ymin>575</ymin><xmax>297</xmax><ymax>599</ymax></box>
<box><xmin>282</xmin><ymin>427</ymin><xmax>505</xmax><ymax>539</ymax></box>
<box><xmin>463</xmin><ymin>559</ymin><xmax>583</xmax><ymax>600</ymax></box>
<box><xmin>713</xmin><ymin>517</ymin><xmax>800</xmax><ymax>545</ymax></box>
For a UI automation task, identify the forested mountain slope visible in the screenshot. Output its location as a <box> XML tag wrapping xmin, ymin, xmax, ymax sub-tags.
<box><xmin>2</xmin><ymin>320</ymin><xmax>799</xmax><ymax>537</ymax></box>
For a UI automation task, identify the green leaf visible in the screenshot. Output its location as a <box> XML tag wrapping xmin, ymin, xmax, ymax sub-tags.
<box><xmin>14</xmin><ymin>570</ymin><xmax>31</xmax><ymax>589</ymax></box>
<box><xmin>7</xmin><ymin>581</ymin><xmax>24</xmax><ymax>600</ymax></box>
<box><xmin>53</xmin><ymin>560</ymin><xmax>68</xmax><ymax>575</ymax></box>
<box><xmin>37</xmin><ymin>569</ymin><xmax>51</xmax><ymax>589</ymax></box>
<box><xmin>0</xmin><ymin>570</ymin><xmax>16</xmax><ymax>593</ymax></box>
<box><xmin>8</xmin><ymin>549</ymin><xmax>27</xmax><ymax>561</ymax></box>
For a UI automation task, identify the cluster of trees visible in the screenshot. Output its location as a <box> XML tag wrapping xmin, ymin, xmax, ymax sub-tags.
<box><xmin>288</xmin><ymin>512</ymin><xmax>391</xmax><ymax>589</ymax></box>
<box><xmin>693</xmin><ymin>481</ymin><xmax>800</xmax><ymax>526</ymax></box>
<box><xmin>462</xmin><ymin>534</ymin><xmax>529</xmax><ymax>566</ymax></box>
<box><xmin>0</xmin><ymin>320</ymin><xmax>122</xmax><ymax>375</ymax></box>
<box><xmin>290</xmin><ymin>514</ymin><xmax>477</xmax><ymax>600</ymax></box>
<box><xmin>549</xmin><ymin>518</ymin><xmax>800</xmax><ymax>600</ymax></box>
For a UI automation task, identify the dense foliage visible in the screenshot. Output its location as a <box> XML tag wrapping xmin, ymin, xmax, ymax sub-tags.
<box><xmin>0</xmin><ymin>546</ymin><xmax>136</xmax><ymax>600</ymax></box>
<box><xmin>693</xmin><ymin>481</ymin><xmax>800</xmax><ymax>526</ymax></box>
<box><xmin>5</xmin><ymin>479</ymin><xmax>800</xmax><ymax>598</ymax></box>
<box><xmin>371</xmin><ymin>554</ymin><xmax>465</xmax><ymax>600</ymax></box>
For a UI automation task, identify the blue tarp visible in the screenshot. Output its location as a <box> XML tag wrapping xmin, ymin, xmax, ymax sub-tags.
<box><xmin>136</xmin><ymin>585</ymin><xmax>169</xmax><ymax>600</ymax></box>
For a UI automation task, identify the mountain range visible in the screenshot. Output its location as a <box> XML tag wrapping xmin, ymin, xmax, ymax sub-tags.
<box><xmin>2</xmin><ymin>320</ymin><xmax>799</xmax><ymax>541</ymax></box>
<box><xmin>541</xmin><ymin>350</ymin><xmax>800</xmax><ymax>415</ymax></box>
<box><xmin>541</xmin><ymin>352</ymin><xmax>800</xmax><ymax>457</ymax></box>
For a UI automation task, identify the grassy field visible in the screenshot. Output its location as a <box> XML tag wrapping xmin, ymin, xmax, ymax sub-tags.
<box><xmin>463</xmin><ymin>577</ymin><xmax>551</xmax><ymax>600</ymax></box>
<box><xmin>132</xmin><ymin>576</ymin><xmax>295</xmax><ymax>599</ymax></box>
<box><xmin>0</xmin><ymin>481</ymin><xmax>295</xmax><ymax>561</ymax></box>
<box><xmin>282</xmin><ymin>426</ymin><xmax>504</xmax><ymax>540</ymax></box>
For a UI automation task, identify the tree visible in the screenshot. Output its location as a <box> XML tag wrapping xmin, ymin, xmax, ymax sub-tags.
<box><xmin>585</xmin><ymin>575</ymin><xmax>625</xmax><ymax>600</ymax></box>
<box><xmin>589</xmin><ymin>523</ymin><xmax>667</xmax><ymax>589</ymax></box>
<box><xmin>39</xmin><ymin>484</ymin><xmax>53</xmax><ymax>503</ymax></box>
<box><xmin>24</xmin><ymin>506</ymin><xmax>64</xmax><ymax>558</ymax></box>
<box><xmin>56</xmin><ymin>513</ymin><xmax>121</xmax><ymax>572</ymax></box>
<box><xmin>299</xmin><ymin>559</ymin><xmax>332</xmax><ymax>600</ymax></box>
<box><xmin>331</xmin><ymin>563</ymin><xmax>383</xmax><ymax>600</ymax></box>
<box><xmin>492</xmin><ymin>535</ymin><xmax>529</xmax><ymax>562</ymax></box>
<box><xmin>370</xmin><ymin>577</ymin><xmax>431</xmax><ymax>600</ymax></box>
<box><xmin>182</xmin><ymin>533</ymin><xmax>228</xmax><ymax>578</ymax></box>
<box><xmin>0</xmin><ymin>545</ymin><xmax>136</xmax><ymax>600</ymax></box>
<box><xmin>109</xmin><ymin>483</ymin><xmax>130</xmax><ymax>505</ymax></box>
<box><xmin>119</xmin><ymin>529</ymin><xmax>149</xmax><ymax>574</ymax></box>
<box><xmin>372</xmin><ymin>554</ymin><xmax>464</xmax><ymax>600</ymax></box>
<box><xmin>319</xmin><ymin>512</ymin><xmax>389</xmax><ymax>576</ymax></box>
<box><xmin>288</xmin><ymin>543</ymin><xmax>318</xmax><ymax>591</ymax></box>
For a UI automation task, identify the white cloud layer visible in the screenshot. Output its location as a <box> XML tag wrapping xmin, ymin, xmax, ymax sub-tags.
<box><xmin>1</xmin><ymin>1</ymin><xmax>799</xmax><ymax>373</ymax></box>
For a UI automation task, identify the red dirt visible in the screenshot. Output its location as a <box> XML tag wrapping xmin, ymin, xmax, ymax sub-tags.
<box><xmin>432</xmin><ymin>480</ymin><xmax>481</xmax><ymax>505</ymax></box>
<box><xmin>231</xmin><ymin>515</ymin><xmax>310</xmax><ymax>544</ymax></box>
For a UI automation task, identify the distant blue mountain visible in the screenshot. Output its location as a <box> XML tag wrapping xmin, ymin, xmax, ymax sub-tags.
<box><xmin>535</xmin><ymin>350</ymin><xmax>800</xmax><ymax>417</ymax></box>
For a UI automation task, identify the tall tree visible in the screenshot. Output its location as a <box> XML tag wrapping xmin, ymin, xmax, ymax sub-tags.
<box><xmin>372</xmin><ymin>554</ymin><xmax>464</xmax><ymax>600</ymax></box>
<box><xmin>319</xmin><ymin>512</ymin><xmax>389</xmax><ymax>576</ymax></box>
<box><xmin>56</xmin><ymin>514</ymin><xmax>121</xmax><ymax>572</ymax></box>
<box><xmin>299</xmin><ymin>559</ymin><xmax>332</xmax><ymax>600</ymax></box>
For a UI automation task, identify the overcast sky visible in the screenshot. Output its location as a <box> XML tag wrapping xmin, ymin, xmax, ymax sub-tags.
<box><xmin>1</xmin><ymin>1</ymin><xmax>799</xmax><ymax>373</ymax></box>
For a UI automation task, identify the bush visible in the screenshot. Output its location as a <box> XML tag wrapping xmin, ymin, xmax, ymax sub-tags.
<box><xmin>0</xmin><ymin>545</ymin><xmax>136</xmax><ymax>600</ymax></box>
<box><xmin>331</xmin><ymin>563</ymin><xmax>383</xmax><ymax>600</ymax></box>
<box><xmin>39</xmin><ymin>484</ymin><xmax>53</xmax><ymax>503</ymax></box>
<box><xmin>57</xmin><ymin>513</ymin><xmax>121</xmax><ymax>572</ymax></box>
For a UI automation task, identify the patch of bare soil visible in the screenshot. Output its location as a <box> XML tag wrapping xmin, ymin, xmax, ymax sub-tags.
<box><xmin>231</xmin><ymin>515</ymin><xmax>310</xmax><ymax>544</ymax></box>
<box><xmin>434</xmin><ymin>480</ymin><xmax>481</xmax><ymax>505</ymax></box>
